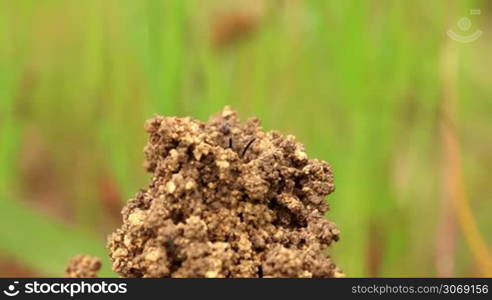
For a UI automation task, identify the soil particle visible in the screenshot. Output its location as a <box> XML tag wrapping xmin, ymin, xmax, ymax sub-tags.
<box><xmin>102</xmin><ymin>107</ymin><xmax>342</xmax><ymax>277</ymax></box>
<box><xmin>65</xmin><ymin>255</ymin><xmax>101</xmax><ymax>278</ymax></box>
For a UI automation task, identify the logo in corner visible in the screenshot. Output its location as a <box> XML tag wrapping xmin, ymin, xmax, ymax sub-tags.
<box><xmin>3</xmin><ymin>281</ymin><xmax>20</xmax><ymax>297</ymax></box>
<box><xmin>447</xmin><ymin>9</ymin><xmax>482</xmax><ymax>43</ymax></box>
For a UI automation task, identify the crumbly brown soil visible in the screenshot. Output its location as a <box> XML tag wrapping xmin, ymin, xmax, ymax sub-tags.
<box><xmin>65</xmin><ymin>255</ymin><xmax>101</xmax><ymax>278</ymax></box>
<box><xmin>68</xmin><ymin>107</ymin><xmax>342</xmax><ymax>278</ymax></box>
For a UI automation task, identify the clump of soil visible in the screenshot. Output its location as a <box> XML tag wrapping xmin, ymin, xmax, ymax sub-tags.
<box><xmin>68</xmin><ymin>107</ymin><xmax>342</xmax><ymax>278</ymax></box>
<box><xmin>66</xmin><ymin>255</ymin><xmax>101</xmax><ymax>278</ymax></box>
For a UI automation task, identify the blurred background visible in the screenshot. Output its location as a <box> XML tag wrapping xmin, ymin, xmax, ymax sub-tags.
<box><xmin>1</xmin><ymin>0</ymin><xmax>491</xmax><ymax>277</ymax></box>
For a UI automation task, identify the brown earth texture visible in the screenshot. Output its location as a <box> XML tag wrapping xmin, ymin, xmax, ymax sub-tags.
<box><xmin>66</xmin><ymin>107</ymin><xmax>343</xmax><ymax>278</ymax></box>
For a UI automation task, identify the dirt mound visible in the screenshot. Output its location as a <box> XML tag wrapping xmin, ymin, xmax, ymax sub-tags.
<box><xmin>69</xmin><ymin>107</ymin><xmax>342</xmax><ymax>278</ymax></box>
<box><xmin>66</xmin><ymin>255</ymin><xmax>101</xmax><ymax>278</ymax></box>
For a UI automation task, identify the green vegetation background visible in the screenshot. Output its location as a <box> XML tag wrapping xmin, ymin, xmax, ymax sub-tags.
<box><xmin>1</xmin><ymin>0</ymin><xmax>491</xmax><ymax>277</ymax></box>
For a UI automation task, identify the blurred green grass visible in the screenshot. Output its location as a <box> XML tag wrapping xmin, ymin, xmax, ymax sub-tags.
<box><xmin>1</xmin><ymin>0</ymin><xmax>491</xmax><ymax>277</ymax></box>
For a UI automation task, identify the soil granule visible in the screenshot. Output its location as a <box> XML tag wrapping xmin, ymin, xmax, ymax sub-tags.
<box><xmin>68</xmin><ymin>107</ymin><xmax>342</xmax><ymax>278</ymax></box>
<box><xmin>65</xmin><ymin>255</ymin><xmax>101</xmax><ymax>278</ymax></box>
